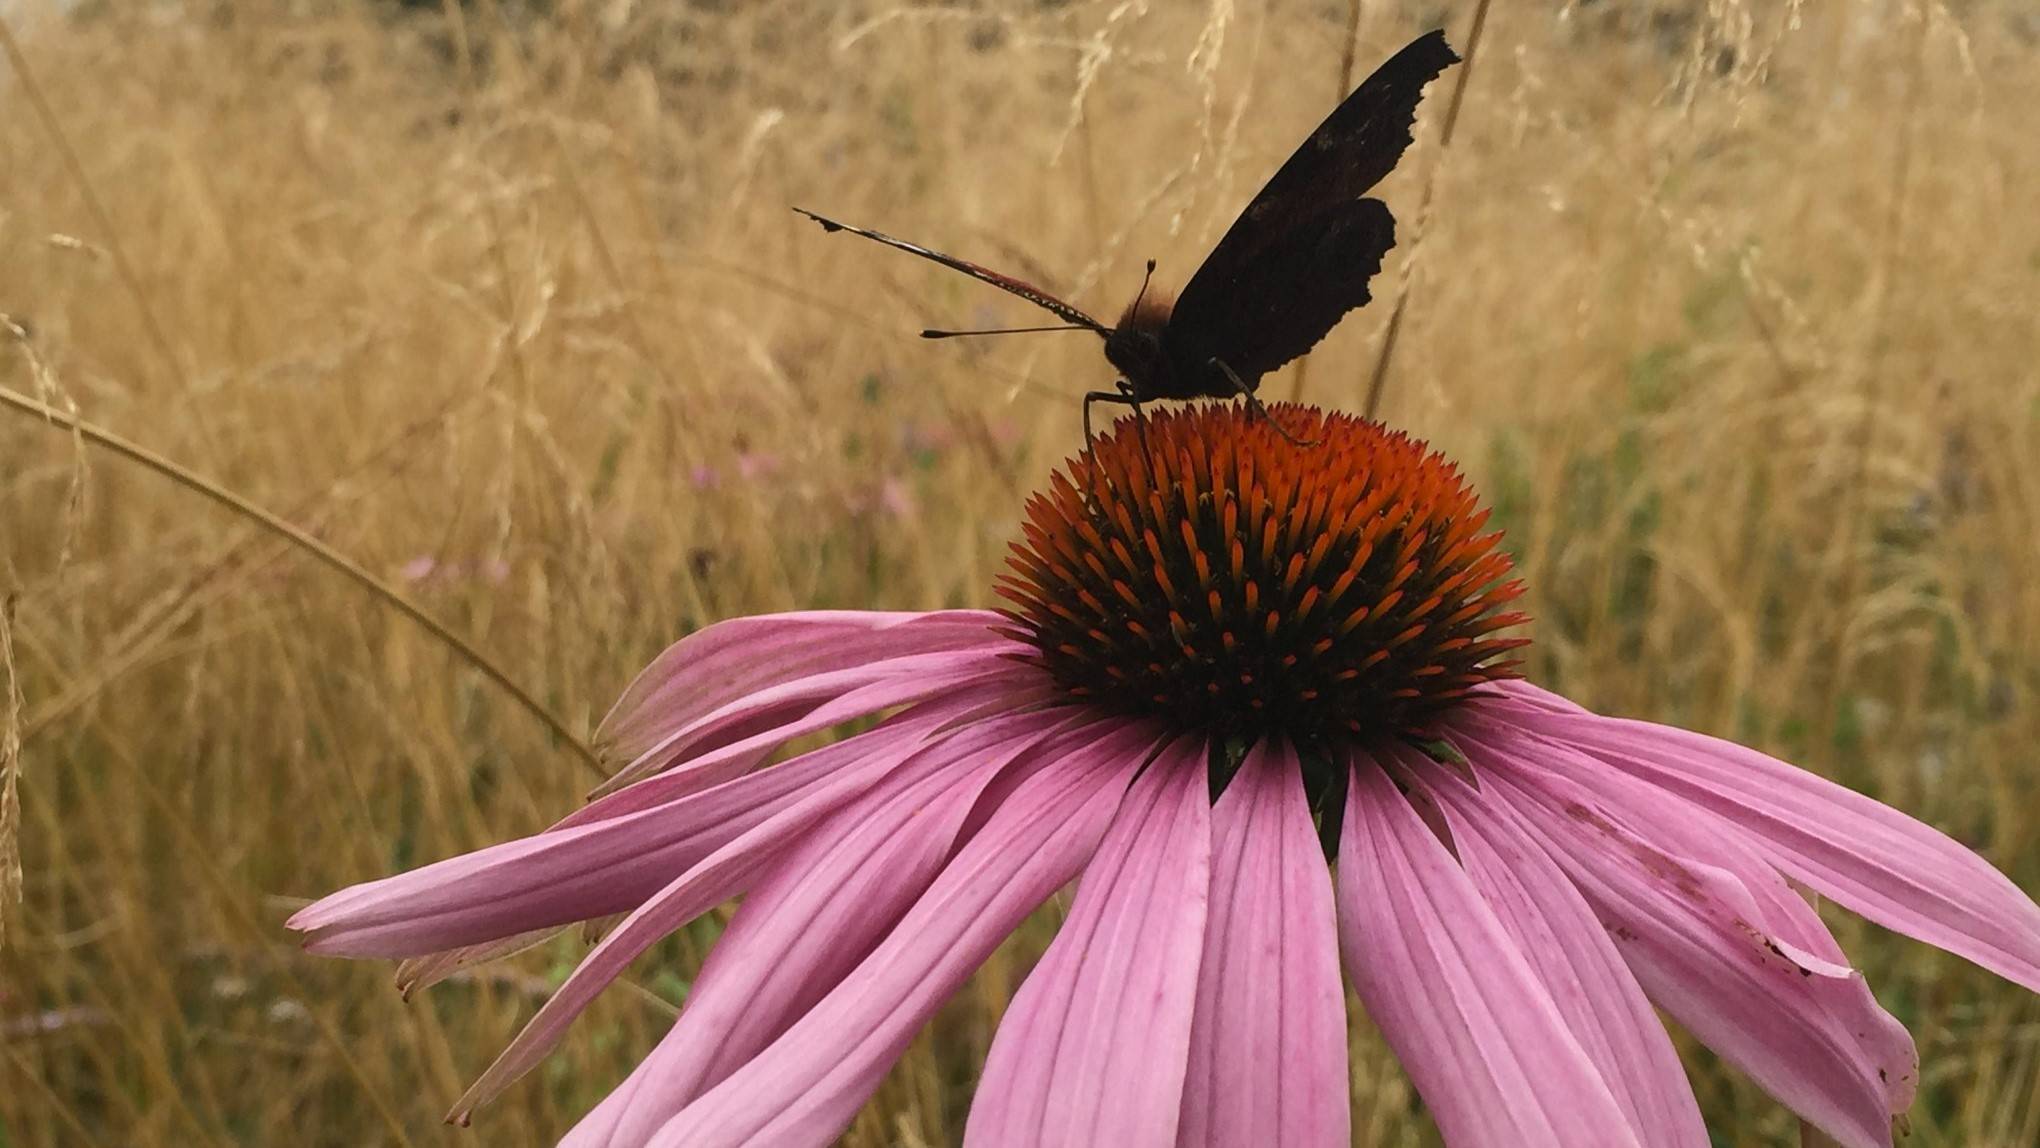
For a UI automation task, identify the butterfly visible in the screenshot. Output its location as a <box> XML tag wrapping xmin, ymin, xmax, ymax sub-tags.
<box><xmin>796</xmin><ymin>29</ymin><xmax>1460</xmax><ymax>446</ymax></box>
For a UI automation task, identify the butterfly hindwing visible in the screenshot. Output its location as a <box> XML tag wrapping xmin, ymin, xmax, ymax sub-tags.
<box><xmin>1166</xmin><ymin>197</ymin><xmax>1395</xmax><ymax>386</ymax></box>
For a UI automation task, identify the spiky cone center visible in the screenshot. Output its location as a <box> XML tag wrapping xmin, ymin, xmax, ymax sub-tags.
<box><xmin>997</xmin><ymin>402</ymin><xmax>1529</xmax><ymax>753</ymax></box>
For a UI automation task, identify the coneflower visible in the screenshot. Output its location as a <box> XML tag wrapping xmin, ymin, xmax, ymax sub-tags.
<box><xmin>291</xmin><ymin>403</ymin><xmax>2040</xmax><ymax>1148</ymax></box>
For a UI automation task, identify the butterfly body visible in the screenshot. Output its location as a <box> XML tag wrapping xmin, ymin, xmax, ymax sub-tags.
<box><xmin>797</xmin><ymin>30</ymin><xmax>1460</xmax><ymax>434</ymax></box>
<box><xmin>1101</xmin><ymin>293</ymin><xmax>1212</xmax><ymax>404</ymax></box>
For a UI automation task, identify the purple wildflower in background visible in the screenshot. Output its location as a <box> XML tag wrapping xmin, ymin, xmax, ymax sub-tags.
<box><xmin>292</xmin><ymin>404</ymin><xmax>2040</xmax><ymax>1148</ymax></box>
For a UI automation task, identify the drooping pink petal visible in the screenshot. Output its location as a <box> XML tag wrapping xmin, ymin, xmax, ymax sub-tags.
<box><xmin>1456</xmin><ymin>714</ymin><xmax>1919</xmax><ymax>1117</ymax></box>
<box><xmin>1335</xmin><ymin>753</ymin><xmax>1644</xmax><ymax>1148</ymax></box>
<box><xmin>393</xmin><ymin>927</ymin><xmax>563</xmax><ymax>997</ymax></box>
<box><xmin>1452</xmin><ymin>726</ymin><xmax>1903</xmax><ymax>1148</ymax></box>
<box><xmin>638</xmin><ymin>719</ymin><xmax>1167</xmax><ymax>1148</ymax></box>
<box><xmin>593</xmin><ymin>645</ymin><xmax>1035</xmax><ymax>797</ymax></box>
<box><xmin>1175</xmin><ymin>739</ymin><xmax>1347</xmax><ymax>1148</ymax></box>
<box><xmin>453</xmin><ymin>709</ymin><xmax>1083</xmax><ymax>1125</ymax></box>
<box><xmin>1480</xmin><ymin>682</ymin><xmax>2040</xmax><ymax>993</ymax></box>
<box><xmin>966</xmin><ymin>736</ymin><xmax>1212</xmax><ymax>1148</ymax></box>
<box><xmin>1389</xmin><ymin>744</ymin><xmax>1708</xmax><ymax>1148</ymax></box>
<box><xmin>560</xmin><ymin>707</ymin><xmax>1095</xmax><ymax>1148</ymax></box>
<box><xmin>287</xmin><ymin>714</ymin><xmax>935</xmax><ymax>958</ymax></box>
<box><xmin>596</xmin><ymin>609</ymin><xmax>1009</xmax><ymax>765</ymax></box>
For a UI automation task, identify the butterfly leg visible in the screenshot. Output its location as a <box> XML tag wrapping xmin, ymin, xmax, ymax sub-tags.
<box><xmin>1081</xmin><ymin>389</ymin><xmax>1142</xmax><ymax>504</ymax></box>
<box><xmin>1213</xmin><ymin>359</ymin><xmax>1321</xmax><ymax>447</ymax></box>
<box><xmin>1083</xmin><ymin>387</ymin><xmax>1144</xmax><ymax>458</ymax></box>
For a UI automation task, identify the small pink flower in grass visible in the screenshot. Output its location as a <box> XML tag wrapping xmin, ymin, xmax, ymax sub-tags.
<box><xmin>880</xmin><ymin>477</ymin><xmax>915</xmax><ymax>519</ymax></box>
<box><xmin>734</xmin><ymin>451</ymin><xmax>779</xmax><ymax>482</ymax></box>
<box><xmin>291</xmin><ymin>404</ymin><xmax>2040</xmax><ymax>1148</ymax></box>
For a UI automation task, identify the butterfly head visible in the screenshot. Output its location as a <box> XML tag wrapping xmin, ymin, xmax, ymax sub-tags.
<box><xmin>1103</xmin><ymin>288</ymin><xmax>1177</xmax><ymax>397</ymax></box>
<box><xmin>1114</xmin><ymin>283</ymin><xmax>1174</xmax><ymax>335</ymax></box>
<box><xmin>1103</xmin><ymin>324</ymin><xmax>1167</xmax><ymax>398</ymax></box>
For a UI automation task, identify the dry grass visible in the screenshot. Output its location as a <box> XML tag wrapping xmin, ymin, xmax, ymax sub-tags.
<box><xmin>2</xmin><ymin>0</ymin><xmax>2038</xmax><ymax>1144</ymax></box>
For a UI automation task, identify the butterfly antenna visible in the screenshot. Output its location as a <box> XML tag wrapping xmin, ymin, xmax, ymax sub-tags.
<box><xmin>793</xmin><ymin>206</ymin><xmax>1109</xmax><ymax>333</ymax></box>
<box><xmin>1124</xmin><ymin>259</ymin><xmax>1158</xmax><ymax>326</ymax></box>
<box><xmin>921</xmin><ymin>324</ymin><xmax>1098</xmax><ymax>339</ymax></box>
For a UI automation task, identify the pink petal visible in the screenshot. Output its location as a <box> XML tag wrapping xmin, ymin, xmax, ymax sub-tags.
<box><xmin>288</xmin><ymin>715</ymin><xmax>933</xmax><ymax>957</ymax></box>
<box><xmin>1460</xmin><ymin>715</ymin><xmax>1920</xmax><ymax>1110</ymax></box>
<box><xmin>559</xmin><ymin>709</ymin><xmax>1088</xmax><ymax>1148</ymax></box>
<box><xmin>639</xmin><ymin>719</ymin><xmax>1166</xmax><ymax>1148</ymax></box>
<box><xmin>966</xmin><ymin>737</ymin><xmax>1212</xmax><ymax>1148</ymax></box>
<box><xmin>563</xmin><ymin>679</ymin><xmax>1029</xmax><ymax>828</ymax></box>
<box><xmin>596</xmin><ymin>609</ymin><xmax>1009</xmax><ymax>765</ymax></box>
<box><xmin>1483</xmin><ymin>683</ymin><xmax>2040</xmax><ymax>993</ymax></box>
<box><xmin>392</xmin><ymin>928</ymin><xmax>563</xmax><ymax>997</ymax></box>
<box><xmin>1454</xmin><ymin>724</ymin><xmax>1904</xmax><ymax>1148</ymax></box>
<box><xmin>1176</xmin><ymin>740</ymin><xmax>1348</xmax><ymax>1148</ymax></box>
<box><xmin>593</xmin><ymin>645</ymin><xmax>1034</xmax><ymax>798</ymax></box>
<box><xmin>1336</xmin><ymin>753</ymin><xmax>1644</xmax><ymax>1148</ymax></box>
<box><xmin>1390</xmin><ymin>745</ymin><xmax>1708</xmax><ymax>1148</ymax></box>
<box><xmin>1482</xmin><ymin>678</ymin><xmax>1588</xmax><ymax>713</ymax></box>
<box><xmin>453</xmin><ymin>709</ymin><xmax>1078</xmax><ymax>1124</ymax></box>
<box><xmin>388</xmin><ymin>698</ymin><xmax>1050</xmax><ymax>992</ymax></box>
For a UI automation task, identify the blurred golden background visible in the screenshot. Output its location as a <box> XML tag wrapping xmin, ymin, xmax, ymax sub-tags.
<box><xmin>2</xmin><ymin>0</ymin><xmax>2036</xmax><ymax>1144</ymax></box>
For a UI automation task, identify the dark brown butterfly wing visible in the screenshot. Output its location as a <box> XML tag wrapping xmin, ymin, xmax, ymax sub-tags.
<box><xmin>1170</xmin><ymin>198</ymin><xmax>1397</xmax><ymax>387</ymax></box>
<box><xmin>793</xmin><ymin>208</ymin><xmax>1107</xmax><ymax>332</ymax></box>
<box><xmin>1167</xmin><ymin>30</ymin><xmax>1459</xmax><ymax>383</ymax></box>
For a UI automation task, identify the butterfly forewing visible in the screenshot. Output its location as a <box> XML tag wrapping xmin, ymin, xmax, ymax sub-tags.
<box><xmin>1169</xmin><ymin>30</ymin><xmax>1460</xmax><ymax>383</ymax></box>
